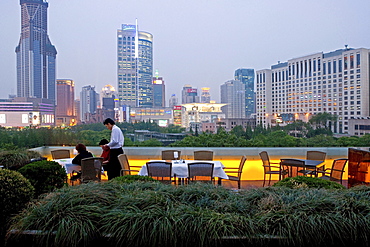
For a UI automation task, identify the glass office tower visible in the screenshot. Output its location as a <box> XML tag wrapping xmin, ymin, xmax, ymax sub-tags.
<box><xmin>234</xmin><ymin>68</ymin><xmax>255</xmax><ymax>118</ymax></box>
<box><xmin>15</xmin><ymin>0</ymin><xmax>57</xmax><ymax>101</ymax></box>
<box><xmin>117</xmin><ymin>23</ymin><xmax>153</xmax><ymax>107</ymax></box>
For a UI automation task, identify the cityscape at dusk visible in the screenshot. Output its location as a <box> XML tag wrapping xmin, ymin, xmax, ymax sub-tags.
<box><xmin>1</xmin><ymin>0</ymin><xmax>369</xmax><ymax>101</ymax></box>
<box><xmin>0</xmin><ymin>0</ymin><xmax>370</xmax><ymax>135</ymax></box>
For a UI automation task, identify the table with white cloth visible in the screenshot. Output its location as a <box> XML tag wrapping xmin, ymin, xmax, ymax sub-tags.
<box><xmin>138</xmin><ymin>160</ymin><xmax>229</xmax><ymax>184</ymax></box>
<box><xmin>53</xmin><ymin>158</ymin><xmax>80</xmax><ymax>174</ymax></box>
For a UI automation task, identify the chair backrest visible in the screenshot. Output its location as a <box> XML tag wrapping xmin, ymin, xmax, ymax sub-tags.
<box><xmin>194</xmin><ymin>151</ymin><xmax>214</xmax><ymax>161</ymax></box>
<box><xmin>237</xmin><ymin>156</ymin><xmax>247</xmax><ymax>176</ymax></box>
<box><xmin>118</xmin><ymin>154</ymin><xmax>131</xmax><ymax>176</ymax></box>
<box><xmin>259</xmin><ymin>151</ymin><xmax>272</xmax><ymax>173</ymax></box>
<box><xmin>51</xmin><ymin>149</ymin><xmax>70</xmax><ymax>160</ymax></box>
<box><xmin>306</xmin><ymin>151</ymin><xmax>326</xmax><ymax>161</ymax></box>
<box><xmin>146</xmin><ymin>161</ymin><xmax>172</xmax><ymax>178</ymax></box>
<box><xmin>161</xmin><ymin>150</ymin><xmax>181</xmax><ymax>160</ymax></box>
<box><xmin>80</xmin><ymin>157</ymin><xmax>103</xmax><ymax>183</ymax></box>
<box><xmin>280</xmin><ymin>159</ymin><xmax>305</xmax><ymax>177</ymax></box>
<box><xmin>330</xmin><ymin>158</ymin><xmax>348</xmax><ymax>182</ymax></box>
<box><xmin>187</xmin><ymin>162</ymin><xmax>214</xmax><ymax>179</ymax></box>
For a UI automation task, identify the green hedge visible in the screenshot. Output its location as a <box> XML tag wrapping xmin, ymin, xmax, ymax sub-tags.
<box><xmin>7</xmin><ymin>182</ymin><xmax>370</xmax><ymax>247</ymax></box>
<box><xmin>0</xmin><ymin>169</ymin><xmax>34</xmax><ymax>245</ymax></box>
<box><xmin>272</xmin><ymin>176</ymin><xmax>346</xmax><ymax>189</ymax></box>
<box><xmin>18</xmin><ymin>160</ymin><xmax>67</xmax><ymax>197</ymax></box>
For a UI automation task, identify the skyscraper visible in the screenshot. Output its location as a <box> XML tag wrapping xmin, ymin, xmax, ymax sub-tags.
<box><xmin>220</xmin><ymin>80</ymin><xmax>246</xmax><ymax>118</ymax></box>
<box><xmin>15</xmin><ymin>0</ymin><xmax>57</xmax><ymax>101</ymax></box>
<box><xmin>117</xmin><ymin>23</ymin><xmax>153</xmax><ymax>107</ymax></box>
<box><xmin>201</xmin><ymin>87</ymin><xmax>211</xmax><ymax>103</ymax></box>
<box><xmin>234</xmin><ymin>68</ymin><xmax>255</xmax><ymax>118</ymax></box>
<box><xmin>55</xmin><ymin>79</ymin><xmax>76</xmax><ymax>126</ymax></box>
<box><xmin>181</xmin><ymin>85</ymin><xmax>200</xmax><ymax>104</ymax></box>
<box><xmin>80</xmin><ymin>85</ymin><xmax>97</xmax><ymax>123</ymax></box>
<box><xmin>153</xmin><ymin>71</ymin><xmax>165</xmax><ymax>107</ymax></box>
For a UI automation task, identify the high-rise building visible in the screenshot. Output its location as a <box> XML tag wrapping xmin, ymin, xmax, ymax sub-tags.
<box><xmin>169</xmin><ymin>94</ymin><xmax>178</xmax><ymax>108</ymax></box>
<box><xmin>100</xmin><ymin>85</ymin><xmax>117</xmax><ymax>120</ymax></box>
<box><xmin>153</xmin><ymin>71</ymin><xmax>165</xmax><ymax>107</ymax></box>
<box><xmin>201</xmin><ymin>87</ymin><xmax>211</xmax><ymax>103</ymax></box>
<box><xmin>80</xmin><ymin>85</ymin><xmax>98</xmax><ymax>123</ymax></box>
<box><xmin>220</xmin><ymin>80</ymin><xmax>246</xmax><ymax>118</ymax></box>
<box><xmin>255</xmin><ymin>47</ymin><xmax>370</xmax><ymax>134</ymax></box>
<box><xmin>234</xmin><ymin>68</ymin><xmax>255</xmax><ymax>118</ymax></box>
<box><xmin>55</xmin><ymin>79</ymin><xmax>76</xmax><ymax>126</ymax></box>
<box><xmin>15</xmin><ymin>0</ymin><xmax>57</xmax><ymax>101</ymax></box>
<box><xmin>117</xmin><ymin>23</ymin><xmax>153</xmax><ymax>107</ymax></box>
<box><xmin>181</xmin><ymin>85</ymin><xmax>200</xmax><ymax>104</ymax></box>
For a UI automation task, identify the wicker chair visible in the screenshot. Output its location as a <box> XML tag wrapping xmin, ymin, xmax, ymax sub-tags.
<box><xmin>306</xmin><ymin>151</ymin><xmax>326</xmax><ymax>161</ymax></box>
<box><xmin>118</xmin><ymin>154</ymin><xmax>140</xmax><ymax>176</ymax></box>
<box><xmin>223</xmin><ymin>155</ymin><xmax>247</xmax><ymax>189</ymax></box>
<box><xmin>161</xmin><ymin>150</ymin><xmax>181</xmax><ymax>160</ymax></box>
<box><xmin>317</xmin><ymin>158</ymin><xmax>348</xmax><ymax>185</ymax></box>
<box><xmin>194</xmin><ymin>151</ymin><xmax>214</xmax><ymax>161</ymax></box>
<box><xmin>260</xmin><ymin>151</ymin><xmax>287</xmax><ymax>187</ymax></box>
<box><xmin>51</xmin><ymin>149</ymin><xmax>70</xmax><ymax>160</ymax></box>
<box><xmin>187</xmin><ymin>162</ymin><xmax>214</xmax><ymax>184</ymax></box>
<box><xmin>146</xmin><ymin>161</ymin><xmax>175</xmax><ymax>184</ymax></box>
<box><xmin>80</xmin><ymin>157</ymin><xmax>104</xmax><ymax>183</ymax></box>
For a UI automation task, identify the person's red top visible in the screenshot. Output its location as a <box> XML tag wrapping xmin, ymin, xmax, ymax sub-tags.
<box><xmin>101</xmin><ymin>145</ymin><xmax>110</xmax><ymax>163</ymax></box>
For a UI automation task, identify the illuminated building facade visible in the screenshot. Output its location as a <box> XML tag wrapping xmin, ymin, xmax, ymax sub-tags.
<box><xmin>55</xmin><ymin>79</ymin><xmax>76</xmax><ymax>126</ymax></box>
<box><xmin>0</xmin><ymin>97</ymin><xmax>54</xmax><ymax>127</ymax></box>
<box><xmin>16</xmin><ymin>0</ymin><xmax>57</xmax><ymax>101</ymax></box>
<box><xmin>181</xmin><ymin>103</ymin><xmax>226</xmax><ymax>129</ymax></box>
<box><xmin>256</xmin><ymin>47</ymin><xmax>370</xmax><ymax>134</ymax></box>
<box><xmin>117</xmin><ymin>23</ymin><xmax>153</xmax><ymax>107</ymax></box>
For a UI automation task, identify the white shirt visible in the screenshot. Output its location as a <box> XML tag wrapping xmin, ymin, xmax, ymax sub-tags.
<box><xmin>107</xmin><ymin>125</ymin><xmax>124</xmax><ymax>149</ymax></box>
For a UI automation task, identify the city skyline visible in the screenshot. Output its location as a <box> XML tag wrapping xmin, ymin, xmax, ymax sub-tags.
<box><xmin>1</xmin><ymin>0</ymin><xmax>370</xmax><ymax>103</ymax></box>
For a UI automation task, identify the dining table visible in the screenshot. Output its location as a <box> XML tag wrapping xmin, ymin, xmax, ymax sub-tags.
<box><xmin>280</xmin><ymin>158</ymin><xmax>325</xmax><ymax>178</ymax></box>
<box><xmin>138</xmin><ymin>160</ymin><xmax>229</xmax><ymax>185</ymax></box>
<box><xmin>53</xmin><ymin>158</ymin><xmax>80</xmax><ymax>174</ymax></box>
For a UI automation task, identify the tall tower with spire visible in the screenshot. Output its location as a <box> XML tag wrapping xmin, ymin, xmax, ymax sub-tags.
<box><xmin>15</xmin><ymin>0</ymin><xmax>57</xmax><ymax>101</ymax></box>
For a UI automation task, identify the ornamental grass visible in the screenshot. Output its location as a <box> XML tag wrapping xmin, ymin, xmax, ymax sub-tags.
<box><xmin>6</xmin><ymin>181</ymin><xmax>370</xmax><ymax>247</ymax></box>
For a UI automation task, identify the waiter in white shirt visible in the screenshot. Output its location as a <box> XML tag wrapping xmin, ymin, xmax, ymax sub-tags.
<box><xmin>103</xmin><ymin>118</ymin><xmax>124</xmax><ymax>180</ymax></box>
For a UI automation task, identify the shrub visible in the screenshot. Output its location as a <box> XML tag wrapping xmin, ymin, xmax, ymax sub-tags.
<box><xmin>0</xmin><ymin>151</ymin><xmax>30</xmax><ymax>170</ymax></box>
<box><xmin>272</xmin><ymin>176</ymin><xmax>346</xmax><ymax>189</ymax></box>
<box><xmin>0</xmin><ymin>169</ymin><xmax>34</xmax><ymax>244</ymax></box>
<box><xmin>18</xmin><ymin>160</ymin><xmax>66</xmax><ymax>197</ymax></box>
<box><xmin>109</xmin><ymin>175</ymin><xmax>159</xmax><ymax>184</ymax></box>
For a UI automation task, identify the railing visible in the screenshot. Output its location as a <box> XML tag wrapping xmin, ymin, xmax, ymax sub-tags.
<box><xmin>32</xmin><ymin>146</ymin><xmax>360</xmax><ymax>181</ymax></box>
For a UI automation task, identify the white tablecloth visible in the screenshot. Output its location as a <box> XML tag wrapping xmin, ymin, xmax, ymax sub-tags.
<box><xmin>53</xmin><ymin>158</ymin><xmax>80</xmax><ymax>174</ymax></box>
<box><xmin>138</xmin><ymin>160</ymin><xmax>229</xmax><ymax>179</ymax></box>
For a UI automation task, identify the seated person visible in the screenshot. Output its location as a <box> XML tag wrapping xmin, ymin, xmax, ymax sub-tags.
<box><xmin>71</xmin><ymin>144</ymin><xmax>93</xmax><ymax>180</ymax></box>
<box><xmin>72</xmin><ymin>143</ymin><xmax>93</xmax><ymax>165</ymax></box>
<box><xmin>99</xmin><ymin>139</ymin><xmax>110</xmax><ymax>164</ymax></box>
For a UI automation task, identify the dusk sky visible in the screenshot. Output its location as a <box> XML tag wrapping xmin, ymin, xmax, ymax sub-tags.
<box><xmin>1</xmin><ymin>0</ymin><xmax>370</xmax><ymax>103</ymax></box>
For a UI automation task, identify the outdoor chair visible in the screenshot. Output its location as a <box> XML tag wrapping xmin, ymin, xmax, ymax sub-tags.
<box><xmin>118</xmin><ymin>154</ymin><xmax>140</xmax><ymax>176</ymax></box>
<box><xmin>187</xmin><ymin>162</ymin><xmax>214</xmax><ymax>184</ymax></box>
<box><xmin>259</xmin><ymin>151</ymin><xmax>287</xmax><ymax>187</ymax></box>
<box><xmin>146</xmin><ymin>161</ymin><xmax>176</xmax><ymax>184</ymax></box>
<box><xmin>280</xmin><ymin>159</ymin><xmax>307</xmax><ymax>178</ymax></box>
<box><xmin>317</xmin><ymin>158</ymin><xmax>348</xmax><ymax>185</ymax></box>
<box><xmin>161</xmin><ymin>150</ymin><xmax>181</xmax><ymax>160</ymax></box>
<box><xmin>51</xmin><ymin>149</ymin><xmax>70</xmax><ymax>160</ymax></box>
<box><xmin>305</xmin><ymin>151</ymin><xmax>327</xmax><ymax>175</ymax></box>
<box><xmin>193</xmin><ymin>150</ymin><xmax>214</xmax><ymax>161</ymax></box>
<box><xmin>223</xmin><ymin>155</ymin><xmax>247</xmax><ymax>189</ymax></box>
<box><xmin>80</xmin><ymin>157</ymin><xmax>104</xmax><ymax>183</ymax></box>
